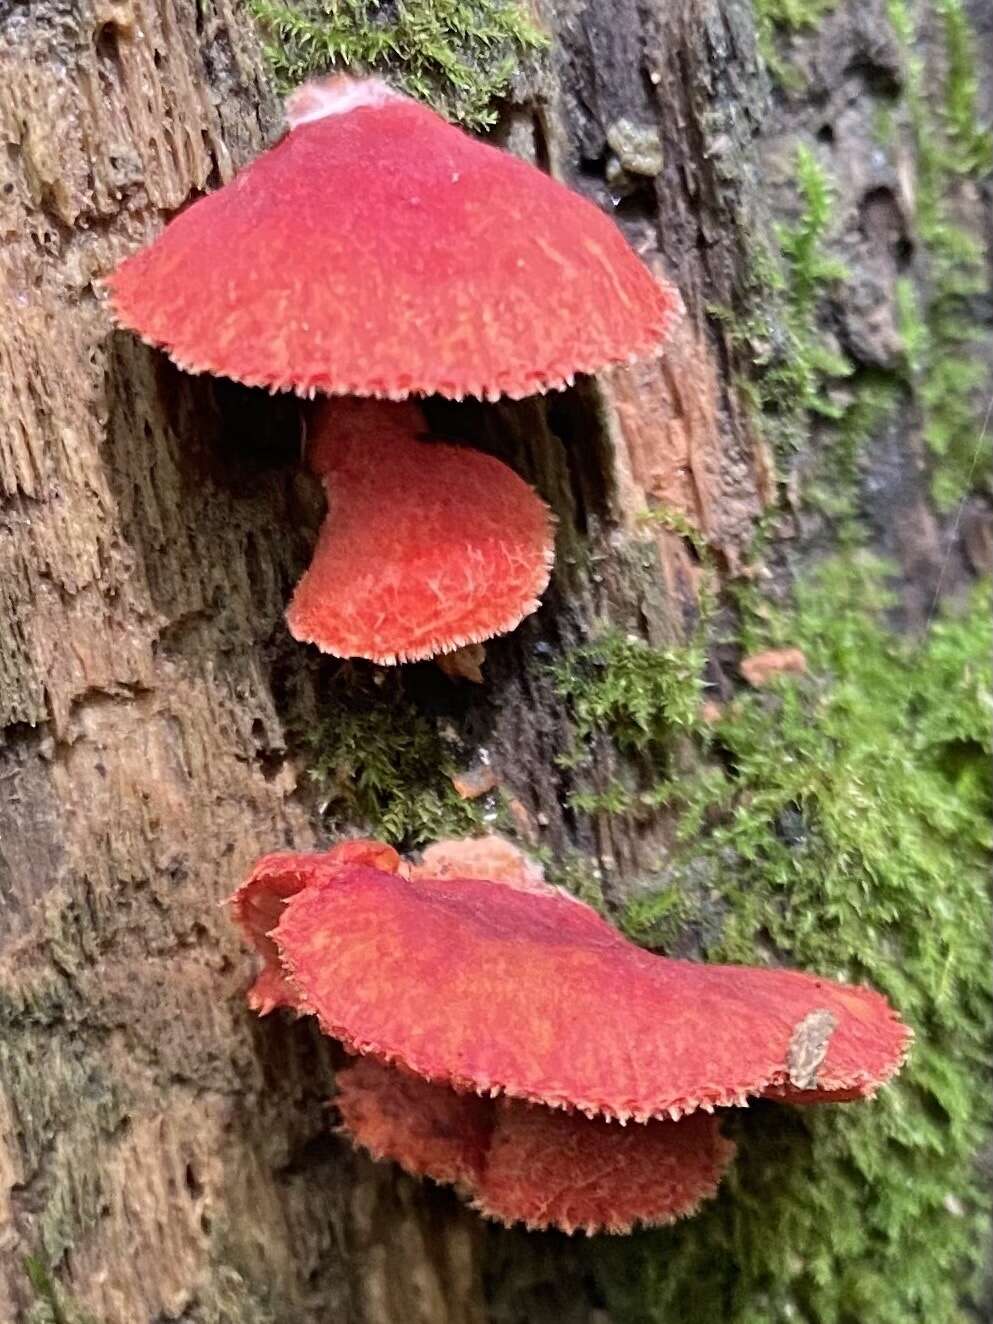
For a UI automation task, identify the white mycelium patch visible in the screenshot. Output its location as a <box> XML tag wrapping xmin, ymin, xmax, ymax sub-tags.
<box><xmin>286</xmin><ymin>76</ymin><xmax>403</xmax><ymax>131</ymax></box>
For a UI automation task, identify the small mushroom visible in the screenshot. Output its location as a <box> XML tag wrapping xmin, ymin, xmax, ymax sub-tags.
<box><xmin>412</xmin><ymin>833</ymin><xmax>549</xmax><ymax>892</ymax></box>
<box><xmin>335</xmin><ymin>1054</ymin><xmax>735</xmax><ymax>1234</ymax></box>
<box><xmin>285</xmin><ymin>399</ymin><xmax>554</xmax><ymax>663</ymax></box>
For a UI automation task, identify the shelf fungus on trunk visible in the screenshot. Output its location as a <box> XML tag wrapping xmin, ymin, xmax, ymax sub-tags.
<box><xmin>285</xmin><ymin>399</ymin><xmax>554</xmax><ymax>664</ymax></box>
<box><xmin>230</xmin><ymin>837</ymin><xmax>911</xmax><ymax>1235</ymax></box>
<box><xmin>334</xmin><ymin>1054</ymin><xmax>735</xmax><ymax>1235</ymax></box>
<box><xmin>106</xmin><ymin>76</ymin><xmax>681</xmax><ymax>401</ymax></box>
<box><xmin>105</xmin><ymin>74</ymin><xmax>681</xmax><ymax>666</ymax></box>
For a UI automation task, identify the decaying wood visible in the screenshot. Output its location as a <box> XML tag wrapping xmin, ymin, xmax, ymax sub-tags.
<box><xmin>0</xmin><ymin>0</ymin><xmax>776</xmax><ymax>1317</ymax></box>
<box><xmin>2</xmin><ymin>0</ymin><xmax>984</xmax><ymax>1320</ymax></box>
<box><xmin>0</xmin><ymin>5</ymin><xmax>372</xmax><ymax>1320</ymax></box>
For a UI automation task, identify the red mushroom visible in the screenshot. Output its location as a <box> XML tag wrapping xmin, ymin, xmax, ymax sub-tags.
<box><xmin>477</xmin><ymin>1091</ymin><xmax>731</xmax><ymax>1234</ymax></box>
<box><xmin>335</xmin><ymin>1054</ymin><xmax>735</xmax><ymax>1234</ymax></box>
<box><xmin>236</xmin><ymin>841</ymin><xmax>736</xmax><ymax>1231</ymax></box>
<box><xmin>260</xmin><ymin>858</ymin><xmax>909</xmax><ymax>1120</ymax></box>
<box><xmin>107</xmin><ymin>76</ymin><xmax>681</xmax><ymax>401</ymax></box>
<box><xmin>334</xmin><ymin>1056</ymin><xmax>490</xmax><ymax>1193</ymax></box>
<box><xmin>230</xmin><ymin>837</ymin><xmax>910</xmax><ymax>1233</ymax></box>
<box><xmin>107</xmin><ymin>76</ymin><xmax>684</xmax><ymax>664</ymax></box>
<box><xmin>285</xmin><ymin>399</ymin><xmax>554</xmax><ymax>662</ymax></box>
<box><xmin>231</xmin><ymin>838</ymin><xmax>401</xmax><ymax>1014</ymax></box>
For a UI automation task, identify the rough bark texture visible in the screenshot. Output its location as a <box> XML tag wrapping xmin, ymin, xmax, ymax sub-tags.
<box><xmin>0</xmin><ymin>1</ymin><xmax>989</xmax><ymax>1322</ymax></box>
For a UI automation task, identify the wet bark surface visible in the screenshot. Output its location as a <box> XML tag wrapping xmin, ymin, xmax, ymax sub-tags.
<box><xmin>0</xmin><ymin>1</ymin><xmax>988</xmax><ymax>1321</ymax></box>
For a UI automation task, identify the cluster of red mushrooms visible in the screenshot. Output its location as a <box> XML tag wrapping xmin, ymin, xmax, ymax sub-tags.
<box><xmin>108</xmin><ymin>74</ymin><xmax>681</xmax><ymax>664</ymax></box>
<box><xmin>232</xmin><ymin>836</ymin><xmax>909</xmax><ymax>1233</ymax></box>
<box><xmin>108</xmin><ymin>76</ymin><xmax>910</xmax><ymax>1234</ymax></box>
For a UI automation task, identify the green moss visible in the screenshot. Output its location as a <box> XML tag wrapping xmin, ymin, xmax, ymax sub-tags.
<box><xmin>805</xmin><ymin>371</ymin><xmax>903</xmax><ymax>522</ymax></box>
<box><xmin>550</xmin><ymin>629</ymin><xmax>706</xmax><ymax>821</ymax></box>
<box><xmin>619</xmin><ymin>871</ymin><xmax>696</xmax><ymax>948</ymax></box>
<box><xmin>936</xmin><ymin>0</ymin><xmax>993</xmax><ymax>177</ymax></box>
<box><xmin>552</xmin><ymin>631</ymin><xmax>705</xmax><ymax>764</ymax></box>
<box><xmin>748</xmin><ymin>0</ymin><xmax>991</xmax><ymax>510</ymax></box>
<box><xmin>596</xmin><ymin>556</ymin><xmax>993</xmax><ymax>1323</ymax></box>
<box><xmin>873</xmin><ymin>101</ymin><xmax>898</xmax><ymax>148</ymax></box>
<box><xmin>753</xmin><ymin>0</ymin><xmax>838</xmax><ymax>87</ymax></box>
<box><xmin>711</xmin><ymin>145</ymin><xmax>851</xmax><ymax>463</ymax></box>
<box><xmin>754</xmin><ymin>0</ymin><xmax>837</xmax><ymax>29</ymax></box>
<box><xmin>25</xmin><ymin>1258</ymin><xmax>99</xmax><ymax>1324</ymax></box>
<box><xmin>735</xmin><ymin>0</ymin><xmax>990</xmax><ymax>519</ymax></box>
<box><xmin>539</xmin><ymin>847</ymin><xmax>609</xmax><ymax>913</ymax></box>
<box><xmin>775</xmin><ymin>145</ymin><xmax>847</xmax><ymax>325</ymax></box>
<box><xmin>250</xmin><ymin>0</ymin><xmax>546</xmax><ymax>128</ymax></box>
<box><xmin>765</xmin><ymin>144</ymin><xmax>851</xmax><ymax>425</ymax></box>
<box><xmin>889</xmin><ymin>0</ymin><xmax>992</xmax><ymax>508</ymax></box>
<box><xmin>301</xmin><ymin>666</ymin><xmax>483</xmax><ymax>848</ymax></box>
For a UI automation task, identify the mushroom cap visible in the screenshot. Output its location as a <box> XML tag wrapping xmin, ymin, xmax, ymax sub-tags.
<box><xmin>257</xmin><ymin>853</ymin><xmax>910</xmax><ymax>1122</ymax></box>
<box><xmin>335</xmin><ymin>1054</ymin><xmax>735</xmax><ymax>1235</ymax></box>
<box><xmin>285</xmin><ymin>400</ymin><xmax>554</xmax><ymax>663</ymax></box>
<box><xmin>476</xmin><ymin>1091</ymin><xmax>733</xmax><ymax>1235</ymax></box>
<box><xmin>107</xmin><ymin>76</ymin><xmax>681</xmax><ymax>401</ymax></box>
<box><xmin>335</xmin><ymin>1055</ymin><xmax>490</xmax><ymax>1192</ymax></box>
<box><xmin>230</xmin><ymin>840</ymin><xmax>401</xmax><ymax>1014</ymax></box>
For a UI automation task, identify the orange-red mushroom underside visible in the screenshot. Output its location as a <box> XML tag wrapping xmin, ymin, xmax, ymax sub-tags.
<box><xmin>285</xmin><ymin>400</ymin><xmax>554</xmax><ymax>662</ymax></box>
<box><xmin>335</xmin><ymin>1054</ymin><xmax>735</xmax><ymax>1234</ymax></box>
<box><xmin>107</xmin><ymin>77</ymin><xmax>681</xmax><ymax>400</ymax></box>
<box><xmin>233</xmin><ymin>846</ymin><xmax>910</xmax><ymax>1122</ymax></box>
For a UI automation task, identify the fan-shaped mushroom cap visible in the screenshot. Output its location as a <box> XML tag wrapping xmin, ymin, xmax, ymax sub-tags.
<box><xmin>285</xmin><ymin>400</ymin><xmax>554</xmax><ymax>663</ymax></box>
<box><xmin>335</xmin><ymin>1056</ymin><xmax>490</xmax><ymax>1192</ymax></box>
<box><xmin>230</xmin><ymin>840</ymin><xmax>401</xmax><ymax>1013</ymax></box>
<box><xmin>257</xmin><ymin>854</ymin><xmax>909</xmax><ymax>1122</ymax></box>
<box><xmin>107</xmin><ymin>76</ymin><xmax>681</xmax><ymax>401</ymax></box>
<box><xmin>335</xmin><ymin>1054</ymin><xmax>735</xmax><ymax>1234</ymax></box>
<box><xmin>477</xmin><ymin>1090</ymin><xmax>733</xmax><ymax>1234</ymax></box>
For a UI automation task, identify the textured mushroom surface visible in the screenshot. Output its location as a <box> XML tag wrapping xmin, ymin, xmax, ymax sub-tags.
<box><xmin>336</xmin><ymin>1055</ymin><xmax>735</xmax><ymax>1234</ymax></box>
<box><xmin>231</xmin><ymin>840</ymin><xmax>401</xmax><ymax>1014</ymax></box>
<box><xmin>413</xmin><ymin>833</ymin><xmax>549</xmax><ymax>893</ymax></box>
<box><xmin>247</xmin><ymin>851</ymin><xmax>910</xmax><ymax>1121</ymax></box>
<box><xmin>335</xmin><ymin>1056</ymin><xmax>490</xmax><ymax>1192</ymax></box>
<box><xmin>285</xmin><ymin>400</ymin><xmax>554</xmax><ymax>663</ymax></box>
<box><xmin>107</xmin><ymin>76</ymin><xmax>681</xmax><ymax>400</ymax></box>
<box><xmin>477</xmin><ymin>1087</ymin><xmax>733</xmax><ymax>1234</ymax></box>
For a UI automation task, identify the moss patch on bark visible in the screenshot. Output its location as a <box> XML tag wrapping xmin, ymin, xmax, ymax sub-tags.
<box><xmin>301</xmin><ymin>665</ymin><xmax>484</xmax><ymax>848</ymax></box>
<box><xmin>888</xmin><ymin>0</ymin><xmax>992</xmax><ymax>509</ymax></box>
<box><xmin>588</xmin><ymin>557</ymin><xmax>991</xmax><ymax>1322</ymax></box>
<box><xmin>249</xmin><ymin>0</ymin><xmax>546</xmax><ymax>127</ymax></box>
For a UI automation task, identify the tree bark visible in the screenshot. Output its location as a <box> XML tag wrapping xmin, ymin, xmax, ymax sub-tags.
<box><xmin>1</xmin><ymin>1</ymin><xmax>989</xmax><ymax>1322</ymax></box>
